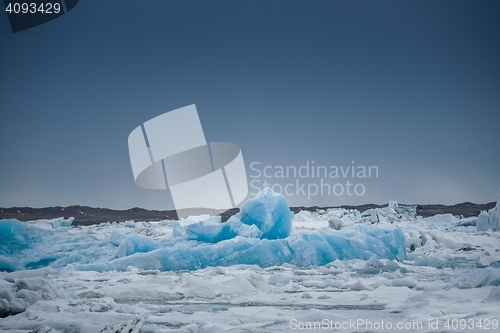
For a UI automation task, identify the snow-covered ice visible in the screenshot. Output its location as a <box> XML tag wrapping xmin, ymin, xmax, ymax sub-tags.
<box><xmin>1</xmin><ymin>191</ymin><xmax>499</xmax><ymax>332</ymax></box>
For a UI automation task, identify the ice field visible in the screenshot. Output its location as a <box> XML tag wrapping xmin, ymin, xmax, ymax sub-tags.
<box><xmin>1</xmin><ymin>188</ymin><xmax>499</xmax><ymax>332</ymax></box>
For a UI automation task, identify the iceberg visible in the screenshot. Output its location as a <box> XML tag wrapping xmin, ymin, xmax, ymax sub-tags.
<box><xmin>78</xmin><ymin>223</ymin><xmax>406</xmax><ymax>272</ymax></box>
<box><xmin>0</xmin><ymin>219</ymin><xmax>50</xmax><ymax>256</ymax></box>
<box><xmin>171</xmin><ymin>187</ymin><xmax>290</xmax><ymax>242</ymax></box>
<box><xmin>0</xmin><ymin>188</ymin><xmax>406</xmax><ymax>272</ymax></box>
<box><xmin>172</xmin><ymin>214</ymin><xmax>262</xmax><ymax>242</ymax></box>
<box><xmin>238</xmin><ymin>187</ymin><xmax>292</xmax><ymax>239</ymax></box>
<box><xmin>3</xmin><ymin>192</ymin><xmax>500</xmax><ymax>331</ymax></box>
<box><xmin>0</xmin><ymin>219</ymin><xmax>112</xmax><ymax>271</ymax></box>
<box><xmin>475</xmin><ymin>200</ymin><xmax>500</xmax><ymax>232</ymax></box>
<box><xmin>476</xmin><ymin>211</ymin><xmax>492</xmax><ymax>231</ymax></box>
<box><xmin>115</xmin><ymin>234</ymin><xmax>156</xmax><ymax>258</ymax></box>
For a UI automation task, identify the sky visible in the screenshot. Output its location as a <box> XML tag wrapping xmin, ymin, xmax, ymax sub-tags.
<box><xmin>0</xmin><ymin>0</ymin><xmax>499</xmax><ymax>210</ymax></box>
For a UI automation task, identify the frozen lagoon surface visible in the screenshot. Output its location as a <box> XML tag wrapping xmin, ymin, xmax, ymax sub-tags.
<box><xmin>0</xmin><ymin>190</ymin><xmax>499</xmax><ymax>332</ymax></box>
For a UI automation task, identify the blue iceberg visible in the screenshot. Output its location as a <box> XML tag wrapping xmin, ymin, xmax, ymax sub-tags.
<box><xmin>171</xmin><ymin>187</ymin><xmax>291</xmax><ymax>242</ymax></box>
<box><xmin>0</xmin><ymin>219</ymin><xmax>50</xmax><ymax>256</ymax></box>
<box><xmin>78</xmin><ymin>224</ymin><xmax>406</xmax><ymax>272</ymax></box>
<box><xmin>0</xmin><ymin>188</ymin><xmax>406</xmax><ymax>272</ymax></box>
<box><xmin>238</xmin><ymin>187</ymin><xmax>292</xmax><ymax>239</ymax></box>
<box><xmin>115</xmin><ymin>234</ymin><xmax>157</xmax><ymax>258</ymax></box>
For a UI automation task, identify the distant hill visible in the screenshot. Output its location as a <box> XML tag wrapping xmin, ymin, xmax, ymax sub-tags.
<box><xmin>0</xmin><ymin>202</ymin><xmax>496</xmax><ymax>226</ymax></box>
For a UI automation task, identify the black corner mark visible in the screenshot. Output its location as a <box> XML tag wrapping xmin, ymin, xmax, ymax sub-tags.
<box><xmin>3</xmin><ymin>0</ymin><xmax>79</xmax><ymax>33</ymax></box>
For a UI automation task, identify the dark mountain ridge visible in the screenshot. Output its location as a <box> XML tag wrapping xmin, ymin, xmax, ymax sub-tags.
<box><xmin>0</xmin><ymin>202</ymin><xmax>496</xmax><ymax>226</ymax></box>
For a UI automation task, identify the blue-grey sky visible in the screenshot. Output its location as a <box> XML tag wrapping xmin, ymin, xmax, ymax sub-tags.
<box><xmin>1</xmin><ymin>1</ymin><xmax>499</xmax><ymax>210</ymax></box>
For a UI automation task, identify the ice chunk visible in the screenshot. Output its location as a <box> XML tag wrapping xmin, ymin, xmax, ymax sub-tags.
<box><xmin>100</xmin><ymin>317</ymin><xmax>144</xmax><ymax>333</ymax></box>
<box><xmin>226</xmin><ymin>216</ymin><xmax>262</xmax><ymax>238</ymax></box>
<box><xmin>0</xmin><ymin>188</ymin><xmax>406</xmax><ymax>273</ymax></box>
<box><xmin>486</xmin><ymin>286</ymin><xmax>500</xmax><ymax>302</ymax></box>
<box><xmin>351</xmin><ymin>280</ymin><xmax>365</xmax><ymax>290</ymax></box>
<box><xmin>171</xmin><ymin>188</ymin><xmax>288</xmax><ymax>242</ymax></box>
<box><xmin>475</xmin><ymin>200</ymin><xmax>499</xmax><ymax>232</ymax></box>
<box><xmin>172</xmin><ymin>215</ymin><xmax>221</xmax><ymax>240</ymax></box>
<box><xmin>115</xmin><ymin>234</ymin><xmax>156</xmax><ymax>258</ymax></box>
<box><xmin>293</xmin><ymin>210</ymin><xmax>315</xmax><ymax>223</ymax></box>
<box><xmin>328</xmin><ymin>217</ymin><xmax>353</xmax><ymax>230</ymax></box>
<box><xmin>183</xmin><ymin>214</ymin><xmax>219</xmax><ymax>226</ymax></box>
<box><xmin>302</xmin><ymin>280</ymin><xmax>327</xmax><ymax>288</ymax></box>
<box><xmin>476</xmin><ymin>211</ymin><xmax>491</xmax><ymax>232</ymax></box>
<box><xmin>50</xmin><ymin>217</ymin><xmax>74</xmax><ymax>229</ymax></box>
<box><xmin>2</xmin><ymin>267</ymin><xmax>57</xmax><ymax>281</ymax></box>
<box><xmin>31</xmin><ymin>326</ymin><xmax>62</xmax><ymax>333</ymax></box>
<box><xmin>358</xmin><ymin>255</ymin><xmax>384</xmax><ymax>274</ymax></box>
<box><xmin>361</xmin><ymin>201</ymin><xmax>417</xmax><ymax>223</ymax></box>
<box><xmin>0</xmin><ymin>256</ymin><xmax>17</xmax><ymax>272</ymax></box>
<box><xmin>212</xmin><ymin>307</ymin><xmax>227</xmax><ymax>312</ymax></box>
<box><xmin>268</xmin><ymin>272</ymin><xmax>293</xmax><ymax>285</ymax></box>
<box><xmin>0</xmin><ymin>286</ymin><xmax>27</xmax><ymax>318</ymax></box>
<box><xmin>239</xmin><ymin>187</ymin><xmax>292</xmax><ymax>239</ymax></box>
<box><xmin>391</xmin><ymin>277</ymin><xmax>416</xmax><ymax>288</ymax></box>
<box><xmin>172</xmin><ymin>214</ymin><xmax>262</xmax><ymax>243</ymax></box>
<box><xmin>78</xmin><ymin>224</ymin><xmax>406</xmax><ymax>271</ymax></box>
<box><xmin>471</xmin><ymin>267</ymin><xmax>500</xmax><ymax>287</ymax></box>
<box><xmin>489</xmin><ymin>200</ymin><xmax>500</xmax><ymax>231</ymax></box>
<box><xmin>357</xmin><ymin>255</ymin><xmax>407</xmax><ymax>274</ymax></box>
<box><xmin>292</xmin><ymin>210</ymin><xmax>330</xmax><ymax>229</ymax></box>
<box><xmin>110</xmin><ymin>230</ymin><xmax>127</xmax><ymax>246</ymax></box>
<box><xmin>0</xmin><ymin>219</ymin><xmax>50</xmax><ymax>255</ymax></box>
<box><xmin>295</xmin><ymin>200</ymin><xmax>417</xmax><ymax>231</ymax></box>
<box><xmin>405</xmin><ymin>229</ymin><xmax>423</xmax><ymax>252</ymax></box>
<box><xmin>0</xmin><ymin>272</ymin><xmax>66</xmax><ymax>317</ymax></box>
<box><xmin>124</xmin><ymin>220</ymin><xmax>135</xmax><ymax>228</ymax></box>
<box><xmin>171</xmin><ymin>220</ymin><xmax>186</xmax><ymax>238</ymax></box>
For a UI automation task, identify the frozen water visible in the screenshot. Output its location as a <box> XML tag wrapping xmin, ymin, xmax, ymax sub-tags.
<box><xmin>293</xmin><ymin>200</ymin><xmax>417</xmax><ymax>231</ymax></box>
<box><xmin>50</xmin><ymin>217</ymin><xmax>74</xmax><ymax>230</ymax></box>
<box><xmin>0</xmin><ymin>219</ymin><xmax>49</xmax><ymax>256</ymax></box>
<box><xmin>115</xmin><ymin>234</ymin><xmax>156</xmax><ymax>258</ymax></box>
<box><xmin>476</xmin><ymin>211</ymin><xmax>491</xmax><ymax>231</ymax></box>
<box><xmin>357</xmin><ymin>255</ymin><xmax>407</xmax><ymax>274</ymax></box>
<box><xmin>238</xmin><ymin>187</ymin><xmax>292</xmax><ymax>239</ymax></box>
<box><xmin>109</xmin><ymin>230</ymin><xmax>127</xmax><ymax>246</ymax></box>
<box><xmin>0</xmin><ymin>188</ymin><xmax>406</xmax><ymax>272</ymax></box>
<box><xmin>486</xmin><ymin>286</ymin><xmax>500</xmax><ymax>301</ymax></box>
<box><xmin>1</xmin><ymin>190</ymin><xmax>500</xmax><ymax>331</ymax></box>
<box><xmin>172</xmin><ymin>214</ymin><xmax>262</xmax><ymax>242</ymax></box>
<box><xmin>77</xmin><ymin>223</ymin><xmax>406</xmax><ymax>272</ymax></box>
<box><xmin>170</xmin><ymin>187</ymin><xmax>290</xmax><ymax>242</ymax></box>
<box><xmin>476</xmin><ymin>200</ymin><xmax>500</xmax><ymax>231</ymax></box>
<box><xmin>0</xmin><ymin>268</ymin><xmax>70</xmax><ymax>318</ymax></box>
<box><xmin>488</xmin><ymin>200</ymin><xmax>500</xmax><ymax>231</ymax></box>
<box><xmin>268</xmin><ymin>272</ymin><xmax>293</xmax><ymax>285</ymax></box>
<box><xmin>328</xmin><ymin>216</ymin><xmax>354</xmax><ymax>230</ymax></box>
<box><xmin>472</xmin><ymin>267</ymin><xmax>500</xmax><ymax>287</ymax></box>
